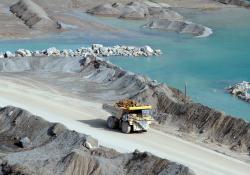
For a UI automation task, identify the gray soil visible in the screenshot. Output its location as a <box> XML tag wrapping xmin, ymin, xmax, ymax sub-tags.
<box><xmin>0</xmin><ymin>0</ymin><xmax>120</xmax><ymax>39</ymax></box>
<box><xmin>0</xmin><ymin>106</ymin><xmax>193</xmax><ymax>175</ymax></box>
<box><xmin>0</xmin><ymin>55</ymin><xmax>249</xmax><ymax>163</ymax></box>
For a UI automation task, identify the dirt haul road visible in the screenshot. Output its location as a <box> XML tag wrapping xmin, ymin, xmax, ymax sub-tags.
<box><xmin>0</xmin><ymin>77</ymin><xmax>250</xmax><ymax>175</ymax></box>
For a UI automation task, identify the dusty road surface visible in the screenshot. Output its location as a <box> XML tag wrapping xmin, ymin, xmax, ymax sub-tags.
<box><xmin>0</xmin><ymin>76</ymin><xmax>250</xmax><ymax>175</ymax></box>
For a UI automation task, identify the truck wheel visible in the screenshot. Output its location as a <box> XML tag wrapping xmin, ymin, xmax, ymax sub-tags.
<box><xmin>107</xmin><ymin>116</ymin><xmax>118</xmax><ymax>129</ymax></box>
<box><xmin>121</xmin><ymin>122</ymin><xmax>131</xmax><ymax>134</ymax></box>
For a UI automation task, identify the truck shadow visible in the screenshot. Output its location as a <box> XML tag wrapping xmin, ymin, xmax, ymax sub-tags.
<box><xmin>77</xmin><ymin>119</ymin><xmax>121</xmax><ymax>133</ymax></box>
<box><xmin>78</xmin><ymin>119</ymin><xmax>148</xmax><ymax>134</ymax></box>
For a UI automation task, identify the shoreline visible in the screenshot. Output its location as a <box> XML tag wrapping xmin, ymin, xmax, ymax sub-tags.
<box><xmin>0</xmin><ymin>0</ymin><xmax>250</xmax><ymax>174</ymax></box>
<box><xmin>0</xmin><ymin>55</ymin><xmax>249</xmax><ymax>165</ymax></box>
<box><xmin>0</xmin><ymin>0</ymin><xmax>240</xmax><ymax>40</ymax></box>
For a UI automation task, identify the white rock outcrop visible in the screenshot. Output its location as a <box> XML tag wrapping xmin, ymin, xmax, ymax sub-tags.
<box><xmin>0</xmin><ymin>44</ymin><xmax>162</xmax><ymax>59</ymax></box>
<box><xmin>226</xmin><ymin>81</ymin><xmax>250</xmax><ymax>102</ymax></box>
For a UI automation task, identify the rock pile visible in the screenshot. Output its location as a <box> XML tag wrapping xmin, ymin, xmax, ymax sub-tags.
<box><xmin>145</xmin><ymin>19</ymin><xmax>213</xmax><ymax>37</ymax></box>
<box><xmin>88</xmin><ymin>1</ymin><xmax>212</xmax><ymax>37</ymax></box>
<box><xmin>88</xmin><ymin>1</ymin><xmax>183</xmax><ymax>20</ymax></box>
<box><xmin>226</xmin><ymin>81</ymin><xmax>250</xmax><ymax>102</ymax></box>
<box><xmin>0</xmin><ymin>44</ymin><xmax>161</xmax><ymax>59</ymax></box>
<box><xmin>10</xmin><ymin>0</ymin><xmax>59</xmax><ymax>30</ymax></box>
<box><xmin>116</xmin><ymin>99</ymin><xmax>143</xmax><ymax>108</ymax></box>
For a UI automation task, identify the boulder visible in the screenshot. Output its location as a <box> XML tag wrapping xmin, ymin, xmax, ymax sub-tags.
<box><xmin>25</xmin><ymin>50</ymin><xmax>32</xmax><ymax>57</ymax></box>
<box><xmin>80</xmin><ymin>54</ymin><xmax>96</xmax><ymax>66</ymax></box>
<box><xmin>32</xmin><ymin>50</ymin><xmax>44</xmax><ymax>57</ymax></box>
<box><xmin>61</xmin><ymin>49</ymin><xmax>69</xmax><ymax>57</ymax></box>
<box><xmin>48</xmin><ymin>123</ymin><xmax>66</xmax><ymax>137</ymax></box>
<box><xmin>72</xmin><ymin>51</ymin><xmax>80</xmax><ymax>57</ymax></box>
<box><xmin>68</xmin><ymin>49</ymin><xmax>75</xmax><ymax>57</ymax></box>
<box><xmin>16</xmin><ymin>137</ymin><xmax>31</xmax><ymax>148</ymax></box>
<box><xmin>4</xmin><ymin>51</ymin><xmax>15</xmax><ymax>58</ymax></box>
<box><xmin>155</xmin><ymin>49</ymin><xmax>162</xmax><ymax>55</ymax></box>
<box><xmin>45</xmin><ymin>47</ymin><xmax>61</xmax><ymax>56</ymax></box>
<box><xmin>0</xmin><ymin>53</ymin><xmax>4</xmax><ymax>59</ymax></box>
<box><xmin>15</xmin><ymin>49</ymin><xmax>32</xmax><ymax>57</ymax></box>
<box><xmin>92</xmin><ymin>44</ymin><xmax>103</xmax><ymax>50</ymax></box>
<box><xmin>15</xmin><ymin>49</ymin><xmax>26</xmax><ymax>57</ymax></box>
<box><xmin>99</xmin><ymin>47</ymin><xmax>110</xmax><ymax>56</ymax></box>
<box><xmin>226</xmin><ymin>81</ymin><xmax>250</xmax><ymax>103</ymax></box>
<box><xmin>141</xmin><ymin>45</ymin><xmax>154</xmax><ymax>54</ymax></box>
<box><xmin>83</xmin><ymin>136</ymin><xmax>98</xmax><ymax>149</ymax></box>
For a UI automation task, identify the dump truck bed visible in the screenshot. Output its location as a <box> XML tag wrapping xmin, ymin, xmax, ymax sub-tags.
<box><xmin>103</xmin><ymin>103</ymin><xmax>152</xmax><ymax>118</ymax></box>
<box><xmin>103</xmin><ymin>104</ymin><xmax>126</xmax><ymax>119</ymax></box>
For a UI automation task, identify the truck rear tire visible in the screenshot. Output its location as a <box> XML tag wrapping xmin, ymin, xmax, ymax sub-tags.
<box><xmin>121</xmin><ymin>121</ymin><xmax>131</xmax><ymax>134</ymax></box>
<box><xmin>107</xmin><ymin>116</ymin><xmax>118</xmax><ymax>129</ymax></box>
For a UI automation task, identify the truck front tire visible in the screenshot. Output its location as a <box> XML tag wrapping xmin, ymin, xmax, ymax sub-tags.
<box><xmin>121</xmin><ymin>121</ymin><xmax>131</xmax><ymax>134</ymax></box>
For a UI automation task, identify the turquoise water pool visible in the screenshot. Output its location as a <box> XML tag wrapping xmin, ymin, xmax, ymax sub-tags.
<box><xmin>0</xmin><ymin>8</ymin><xmax>250</xmax><ymax>120</ymax></box>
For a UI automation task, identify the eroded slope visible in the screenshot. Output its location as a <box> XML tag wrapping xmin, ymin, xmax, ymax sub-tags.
<box><xmin>0</xmin><ymin>106</ymin><xmax>193</xmax><ymax>175</ymax></box>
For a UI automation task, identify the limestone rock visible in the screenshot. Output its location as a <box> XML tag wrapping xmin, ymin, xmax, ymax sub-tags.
<box><xmin>0</xmin><ymin>53</ymin><xmax>4</xmax><ymax>59</ymax></box>
<box><xmin>4</xmin><ymin>51</ymin><xmax>15</xmax><ymax>58</ymax></box>
<box><xmin>32</xmin><ymin>50</ymin><xmax>43</xmax><ymax>57</ymax></box>
<box><xmin>16</xmin><ymin>137</ymin><xmax>31</xmax><ymax>148</ymax></box>
<box><xmin>2</xmin><ymin>45</ymin><xmax>162</xmax><ymax>59</ymax></box>
<box><xmin>141</xmin><ymin>45</ymin><xmax>154</xmax><ymax>54</ymax></box>
<box><xmin>45</xmin><ymin>47</ymin><xmax>61</xmax><ymax>56</ymax></box>
<box><xmin>226</xmin><ymin>81</ymin><xmax>250</xmax><ymax>102</ymax></box>
<box><xmin>15</xmin><ymin>49</ymin><xmax>32</xmax><ymax>57</ymax></box>
<box><xmin>83</xmin><ymin>136</ymin><xmax>98</xmax><ymax>149</ymax></box>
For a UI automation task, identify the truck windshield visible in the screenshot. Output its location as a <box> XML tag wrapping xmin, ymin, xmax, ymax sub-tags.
<box><xmin>142</xmin><ymin>110</ymin><xmax>151</xmax><ymax>116</ymax></box>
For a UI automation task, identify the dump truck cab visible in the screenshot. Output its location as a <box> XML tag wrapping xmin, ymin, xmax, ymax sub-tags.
<box><xmin>122</xmin><ymin>106</ymin><xmax>152</xmax><ymax>132</ymax></box>
<box><xmin>103</xmin><ymin>100</ymin><xmax>153</xmax><ymax>133</ymax></box>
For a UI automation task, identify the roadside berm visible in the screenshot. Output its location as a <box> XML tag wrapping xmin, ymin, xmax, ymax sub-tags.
<box><xmin>0</xmin><ymin>106</ymin><xmax>193</xmax><ymax>175</ymax></box>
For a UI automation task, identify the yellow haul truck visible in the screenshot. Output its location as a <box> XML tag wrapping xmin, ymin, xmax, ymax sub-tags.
<box><xmin>103</xmin><ymin>100</ymin><xmax>153</xmax><ymax>133</ymax></box>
